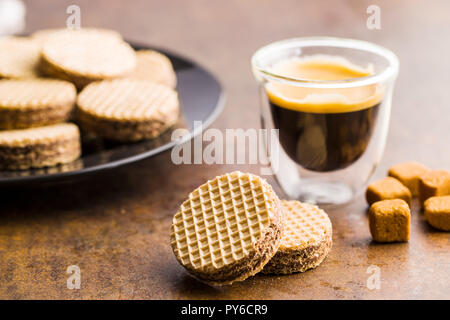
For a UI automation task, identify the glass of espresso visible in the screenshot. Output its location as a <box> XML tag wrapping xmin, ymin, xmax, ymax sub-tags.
<box><xmin>252</xmin><ymin>37</ymin><xmax>399</xmax><ymax>205</ymax></box>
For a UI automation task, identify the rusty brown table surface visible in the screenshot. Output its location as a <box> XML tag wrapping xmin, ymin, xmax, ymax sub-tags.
<box><xmin>1</xmin><ymin>0</ymin><xmax>449</xmax><ymax>299</ymax></box>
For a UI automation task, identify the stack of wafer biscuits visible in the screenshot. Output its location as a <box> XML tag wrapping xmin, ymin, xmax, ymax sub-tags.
<box><xmin>0</xmin><ymin>79</ymin><xmax>76</xmax><ymax>129</ymax></box>
<box><xmin>0</xmin><ymin>27</ymin><xmax>179</xmax><ymax>170</ymax></box>
<box><xmin>0</xmin><ymin>77</ymin><xmax>80</xmax><ymax>170</ymax></box>
<box><xmin>170</xmin><ymin>171</ymin><xmax>333</xmax><ymax>286</ymax></box>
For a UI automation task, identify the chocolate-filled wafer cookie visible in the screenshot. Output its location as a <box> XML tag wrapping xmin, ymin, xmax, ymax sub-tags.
<box><xmin>129</xmin><ymin>50</ymin><xmax>177</xmax><ymax>88</ymax></box>
<box><xmin>170</xmin><ymin>171</ymin><xmax>283</xmax><ymax>286</ymax></box>
<box><xmin>0</xmin><ymin>79</ymin><xmax>77</xmax><ymax>129</ymax></box>
<box><xmin>0</xmin><ymin>36</ymin><xmax>41</xmax><ymax>79</ymax></box>
<box><xmin>0</xmin><ymin>123</ymin><xmax>81</xmax><ymax>170</ymax></box>
<box><xmin>262</xmin><ymin>200</ymin><xmax>332</xmax><ymax>274</ymax></box>
<box><xmin>77</xmin><ymin>79</ymin><xmax>179</xmax><ymax>141</ymax></box>
<box><xmin>40</xmin><ymin>29</ymin><xmax>136</xmax><ymax>89</ymax></box>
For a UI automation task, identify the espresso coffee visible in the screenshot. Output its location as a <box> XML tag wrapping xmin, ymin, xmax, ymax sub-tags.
<box><xmin>266</xmin><ymin>56</ymin><xmax>382</xmax><ymax>172</ymax></box>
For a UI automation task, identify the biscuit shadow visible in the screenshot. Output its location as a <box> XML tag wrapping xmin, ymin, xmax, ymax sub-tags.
<box><xmin>0</xmin><ymin>153</ymin><xmax>170</xmax><ymax>222</ymax></box>
<box><xmin>173</xmin><ymin>274</ymin><xmax>225</xmax><ymax>299</ymax></box>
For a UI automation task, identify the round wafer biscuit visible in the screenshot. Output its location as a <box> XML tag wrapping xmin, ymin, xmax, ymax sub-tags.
<box><xmin>262</xmin><ymin>200</ymin><xmax>332</xmax><ymax>274</ymax></box>
<box><xmin>0</xmin><ymin>79</ymin><xmax>77</xmax><ymax>129</ymax></box>
<box><xmin>77</xmin><ymin>79</ymin><xmax>179</xmax><ymax>141</ymax></box>
<box><xmin>170</xmin><ymin>171</ymin><xmax>283</xmax><ymax>286</ymax></box>
<box><xmin>0</xmin><ymin>36</ymin><xmax>41</xmax><ymax>78</ymax></box>
<box><xmin>31</xmin><ymin>27</ymin><xmax>122</xmax><ymax>42</ymax></box>
<box><xmin>0</xmin><ymin>123</ymin><xmax>81</xmax><ymax>170</ymax></box>
<box><xmin>129</xmin><ymin>50</ymin><xmax>177</xmax><ymax>88</ymax></box>
<box><xmin>40</xmin><ymin>30</ymin><xmax>136</xmax><ymax>89</ymax></box>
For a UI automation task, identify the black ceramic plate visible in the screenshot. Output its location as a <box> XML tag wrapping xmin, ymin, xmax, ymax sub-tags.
<box><xmin>0</xmin><ymin>42</ymin><xmax>225</xmax><ymax>186</ymax></box>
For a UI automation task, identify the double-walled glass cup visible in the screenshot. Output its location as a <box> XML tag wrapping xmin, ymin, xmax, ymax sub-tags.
<box><xmin>252</xmin><ymin>37</ymin><xmax>399</xmax><ymax>205</ymax></box>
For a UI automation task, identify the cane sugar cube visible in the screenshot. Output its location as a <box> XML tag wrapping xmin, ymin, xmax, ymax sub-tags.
<box><xmin>419</xmin><ymin>170</ymin><xmax>450</xmax><ymax>205</ymax></box>
<box><xmin>388</xmin><ymin>162</ymin><xmax>429</xmax><ymax>196</ymax></box>
<box><xmin>424</xmin><ymin>196</ymin><xmax>450</xmax><ymax>231</ymax></box>
<box><xmin>369</xmin><ymin>199</ymin><xmax>410</xmax><ymax>242</ymax></box>
<box><xmin>366</xmin><ymin>177</ymin><xmax>412</xmax><ymax>206</ymax></box>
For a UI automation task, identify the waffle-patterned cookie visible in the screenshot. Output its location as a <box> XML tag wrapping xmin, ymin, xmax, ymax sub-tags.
<box><xmin>0</xmin><ymin>123</ymin><xmax>81</xmax><ymax>170</ymax></box>
<box><xmin>77</xmin><ymin>79</ymin><xmax>179</xmax><ymax>141</ymax></box>
<box><xmin>170</xmin><ymin>171</ymin><xmax>283</xmax><ymax>286</ymax></box>
<box><xmin>40</xmin><ymin>30</ymin><xmax>136</xmax><ymax>89</ymax></box>
<box><xmin>262</xmin><ymin>200</ymin><xmax>332</xmax><ymax>274</ymax></box>
<box><xmin>0</xmin><ymin>79</ymin><xmax>77</xmax><ymax>129</ymax></box>
<box><xmin>129</xmin><ymin>50</ymin><xmax>177</xmax><ymax>88</ymax></box>
<box><xmin>0</xmin><ymin>37</ymin><xmax>41</xmax><ymax>79</ymax></box>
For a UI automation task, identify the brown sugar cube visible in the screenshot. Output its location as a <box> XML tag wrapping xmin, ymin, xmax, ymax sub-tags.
<box><xmin>388</xmin><ymin>162</ymin><xmax>430</xmax><ymax>196</ymax></box>
<box><xmin>369</xmin><ymin>199</ymin><xmax>410</xmax><ymax>242</ymax></box>
<box><xmin>419</xmin><ymin>170</ymin><xmax>450</xmax><ymax>205</ymax></box>
<box><xmin>366</xmin><ymin>177</ymin><xmax>412</xmax><ymax>206</ymax></box>
<box><xmin>424</xmin><ymin>196</ymin><xmax>450</xmax><ymax>231</ymax></box>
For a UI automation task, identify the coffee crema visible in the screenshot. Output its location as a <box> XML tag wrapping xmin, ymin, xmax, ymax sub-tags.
<box><xmin>266</xmin><ymin>55</ymin><xmax>383</xmax><ymax>172</ymax></box>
